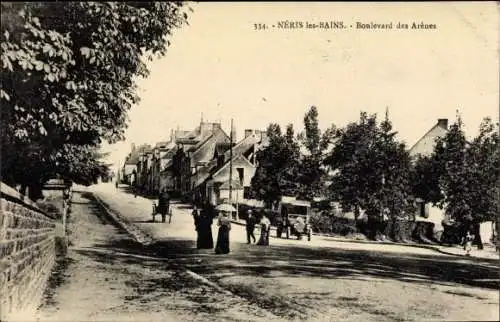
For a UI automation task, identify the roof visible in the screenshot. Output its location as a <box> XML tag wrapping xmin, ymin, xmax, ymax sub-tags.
<box><xmin>409</xmin><ymin>121</ymin><xmax>448</xmax><ymax>156</ymax></box>
<box><xmin>192</xmin><ymin>164</ymin><xmax>216</xmax><ymax>187</ymax></box>
<box><xmin>160</xmin><ymin>159</ymin><xmax>173</xmax><ymax>172</ymax></box>
<box><xmin>211</xmin><ymin>154</ymin><xmax>256</xmax><ymax>180</ymax></box>
<box><xmin>161</xmin><ymin>147</ymin><xmax>177</xmax><ymax>160</ymax></box>
<box><xmin>223</xmin><ymin>134</ymin><xmax>259</xmax><ymax>162</ymax></box>
<box><xmin>176</xmin><ymin>126</ymin><xmax>204</xmax><ymax>145</ymax></box>
<box><xmin>189</xmin><ymin>127</ymin><xmax>231</xmax><ymax>167</ymax></box>
<box><xmin>155</xmin><ymin>141</ymin><xmax>169</xmax><ymax>148</ymax></box>
<box><xmin>125</xmin><ymin>155</ymin><xmax>139</xmax><ymax>165</ymax></box>
<box><xmin>187</xmin><ymin>133</ymin><xmax>213</xmax><ymax>152</ymax></box>
<box><xmin>216</xmin><ymin>142</ymin><xmax>232</xmax><ymax>155</ymax></box>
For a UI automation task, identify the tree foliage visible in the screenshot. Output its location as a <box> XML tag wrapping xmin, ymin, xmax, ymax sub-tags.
<box><xmin>1</xmin><ymin>2</ymin><xmax>188</xmax><ymax>196</ymax></box>
<box><xmin>410</xmin><ymin>155</ymin><xmax>444</xmax><ymax>205</ymax></box>
<box><xmin>297</xmin><ymin>106</ymin><xmax>335</xmax><ymax>201</ymax></box>
<box><xmin>250</xmin><ymin>123</ymin><xmax>301</xmax><ymax>207</ymax></box>
<box><xmin>433</xmin><ymin>117</ymin><xmax>499</xmax><ymax>225</ymax></box>
<box><xmin>325</xmin><ymin>111</ymin><xmax>416</xmax><ymax>239</ymax></box>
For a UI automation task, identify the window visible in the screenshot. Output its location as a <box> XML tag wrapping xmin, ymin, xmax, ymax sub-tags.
<box><xmin>244</xmin><ymin>186</ymin><xmax>251</xmax><ymax>199</ymax></box>
<box><xmin>237</xmin><ymin>167</ymin><xmax>244</xmax><ymax>185</ymax></box>
<box><xmin>419</xmin><ymin>201</ymin><xmax>429</xmax><ymax>218</ymax></box>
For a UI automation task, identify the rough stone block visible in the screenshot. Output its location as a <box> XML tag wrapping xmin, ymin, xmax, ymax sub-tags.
<box><xmin>0</xmin><ymin>241</ymin><xmax>16</xmax><ymax>258</ymax></box>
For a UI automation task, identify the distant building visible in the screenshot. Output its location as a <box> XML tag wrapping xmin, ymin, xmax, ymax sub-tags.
<box><xmin>409</xmin><ymin>118</ymin><xmax>448</xmax><ymax>158</ymax></box>
<box><xmin>408</xmin><ymin>119</ymin><xmax>448</xmax><ymax>232</ymax></box>
<box><xmin>204</xmin><ymin>129</ymin><xmax>269</xmax><ymax>206</ymax></box>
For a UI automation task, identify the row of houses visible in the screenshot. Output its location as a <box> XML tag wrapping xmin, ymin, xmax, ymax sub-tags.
<box><xmin>118</xmin><ymin>119</ymin><xmax>269</xmax><ymax>207</ymax></box>
<box><xmin>118</xmin><ymin>117</ymin><xmax>448</xmax><ymax>211</ymax></box>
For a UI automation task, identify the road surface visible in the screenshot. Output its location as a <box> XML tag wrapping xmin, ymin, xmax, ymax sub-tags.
<box><xmin>35</xmin><ymin>184</ymin><xmax>499</xmax><ymax>321</ymax></box>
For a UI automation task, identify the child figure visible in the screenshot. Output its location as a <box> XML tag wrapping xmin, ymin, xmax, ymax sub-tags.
<box><xmin>463</xmin><ymin>231</ymin><xmax>474</xmax><ymax>256</ymax></box>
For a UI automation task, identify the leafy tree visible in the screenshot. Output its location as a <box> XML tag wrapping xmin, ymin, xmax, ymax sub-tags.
<box><xmin>375</xmin><ymin>111</ymin><xmax>416</xmax><ymax>239</ymax></box>
<box><xmin>1</xmin><ymin>2</ymin><xmax>188</xmax><ymax>198</ymax></box>
<box><xmin>296</xmin><ymin>106</ymin><xmax>335</xmax><ymax>201</ymax></box>
<box><xmin>251</xmin><ymin>123</ymin><xmax>301</xmax><ymax>208</ymax></box>
<box><xmin>433</xmin><ymin>116</ymin><xmax>499</xmax><ymax>248</ymax></box>
<box><xmin>410</xmin><ymin>155</ymin><xmax>444</xmax><ymax>206</ymax></box>
<box><xmin>326</xmin><ymin>111</ymin><xmax>415</xmax><ymax>240</ymax></box>
<box><xmin>432</xmin><ymin>118</ymin><xmax>470</xmax><ymax>224</ymax></box>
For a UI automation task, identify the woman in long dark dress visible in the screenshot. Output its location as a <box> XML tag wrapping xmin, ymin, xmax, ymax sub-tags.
<box><xmin>257</xmin><ymin>213</ymin><xmax>271</xmax><ymax>246</ymax></box>
<box><xmin>197</xmin><ymin>206</ymin><xmax>214</xmax><ymax>249</ymax></box>
<box><xmin>215</xmin><ymin>211</ymin><xmax>231</xmax><ymax>254</ymax></box>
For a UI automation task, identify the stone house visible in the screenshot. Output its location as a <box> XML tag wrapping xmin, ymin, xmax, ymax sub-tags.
<box><xmin>170</xmin><ymin>121</ymin><xmax>232</xmax><ymax>199</ymax></box>
<box><xmin>135</xmin><ymin>145</ymin><xmax>153</xmax><ymax>192</ymax></box>
<box><xmin>204</xmin><ymin>129</ymin><xmax>269</xmax><ymax>206</ymax></box>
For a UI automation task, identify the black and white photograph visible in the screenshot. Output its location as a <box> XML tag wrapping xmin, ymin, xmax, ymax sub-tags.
<box><xmin>1</xmin><ymin>2</ymin><xmax>499</xmax><ymax>322</ymax></box>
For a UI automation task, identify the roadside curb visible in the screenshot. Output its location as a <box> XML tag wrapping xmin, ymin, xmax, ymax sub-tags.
<box><xmin>230</xmin><ymin>219</ymin><xmax>498</xmax><ymax>261</ymax></box>
<box><xmin>92</xmin><ymin>193</ymin><xmax>155</xmax><ymax>246</ymax></box>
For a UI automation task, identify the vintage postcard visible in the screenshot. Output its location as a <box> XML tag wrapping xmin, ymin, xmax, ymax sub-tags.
<box><xmin>1</xmin><ymin>2</ymin><xmax>498</xmax><ymax>322</ymax></box>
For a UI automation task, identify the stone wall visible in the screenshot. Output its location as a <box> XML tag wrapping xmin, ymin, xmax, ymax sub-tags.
<box><xmin>0</xmin><ymin>183</ymin><xmax>56</xmax><ymax>321</ymax></box>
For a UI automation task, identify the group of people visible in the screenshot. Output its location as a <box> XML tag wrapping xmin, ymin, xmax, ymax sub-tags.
<box><xmin>191</xmin><ymin>205</ymin><xmax>273</xmax><ymax>254</ymax></box>
<box><xmin>245</xmin><ymin>209</ymin><xmax>272</xmax><ymax>246</ymax></box>
<box><xmin>191</xmin><ymin>203</ymin><xmax>231</xmax><ymax>254</ymax></box>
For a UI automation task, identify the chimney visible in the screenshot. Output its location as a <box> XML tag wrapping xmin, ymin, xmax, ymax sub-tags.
<box><xmin>131</xmin><ymin>143</ymin><xmax>136</xmax><ymax>153</ymax></box>
<box><xmin>244</xmin><ymin>129</ymin><xmax>254</xmax><ymax>138</ymax></box>
<box><xmin>260</xmin><ymin>130</ymin><xmax>268</xmax><ymax>143</ymax></box>
<box><xmin>170</xmin><ymin>129</ymin><xmax>174</xmax><ymax>142</ymax></box>
<box><xmin>437</xmin><ymin>118</ymin><xmax>448</xmax><ymax>129</ymax></box>
<box><xmin>200</xmin><ymin>122</ymin><xmax>212</xmax><ymax>137</ymax></box>
<box><xmin>230</xmin><ymin>124</ymin><xmax>237</xmax><ymax>144</ymax></box>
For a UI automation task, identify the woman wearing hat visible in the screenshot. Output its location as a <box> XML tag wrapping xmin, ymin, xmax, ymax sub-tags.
<box><xmin>215</xmin><ymin>210</ymin><xmax>232</xmax><ymax>254</ymax></box>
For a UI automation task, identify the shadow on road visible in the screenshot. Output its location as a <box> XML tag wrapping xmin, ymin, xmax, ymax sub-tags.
<box><xmin>181</xmin><ymin>242</ymin><xmax>500</xmax><ymax>291</ymax></box>
<box><xmin>83</xmin><ymin>189</ymin><xmax>500</xmax><ymax>292</ymax></box>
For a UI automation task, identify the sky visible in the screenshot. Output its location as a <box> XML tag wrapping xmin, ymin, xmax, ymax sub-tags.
<box><xmin>102</xmin><ymin>2</ymin><xmax>499</xmax><ymax>169</ymax></box>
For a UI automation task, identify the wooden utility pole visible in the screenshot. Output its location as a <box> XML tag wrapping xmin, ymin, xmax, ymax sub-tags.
<box><xmin>229</xmin><ymin>118</ymin><xmax>233</xmax><ymax>202</ymax></box>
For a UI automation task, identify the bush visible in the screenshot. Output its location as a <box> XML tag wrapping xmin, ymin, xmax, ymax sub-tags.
<box><xmin>309</xmin><ymin>211</ymin><xmax>359</xmax><ymax>236</ymax></box>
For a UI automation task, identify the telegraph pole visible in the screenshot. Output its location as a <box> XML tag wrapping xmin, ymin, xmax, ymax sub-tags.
<box><xmin>229</xmin><ymin>118</ymin><xmax>233</xmax><ymax>202</ymax></box>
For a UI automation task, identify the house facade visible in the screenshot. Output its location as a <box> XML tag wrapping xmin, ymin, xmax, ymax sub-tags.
<box><xmin>409</xmin><ymin>118</ymin><xmax>449</xmax><ymax>228</ymax></box>
<box><xmin>204</xmin><ymin>129</ymin><xmax>269</xmax><ymax>206</ymax></box>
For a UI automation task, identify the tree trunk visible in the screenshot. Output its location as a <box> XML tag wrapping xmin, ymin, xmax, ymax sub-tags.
<box><xmin>391</xmin><ymin>217</ymin><xmax>398</xmax><ymax>242</ymax></box>
<box><xmin>472</xmin><ymin>222</ymin><xmax>483</xmax><ymax>250</ymax></box>
<box><xmin>354</xmin><ymin>205</ymin><xmax>360</xmax><ymax>221</ymax></box>
<box><xmin>367</xmin><ymin>215</ymin><xmax>380</xmax><ymax>240</ymax></box>
<box><xmin>28</xmin><ymin>181</ymin><xmax>43</xmax><ymax>201</ymax></box>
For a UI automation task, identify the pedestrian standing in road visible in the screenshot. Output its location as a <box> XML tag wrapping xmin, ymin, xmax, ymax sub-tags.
<box><xmin>215</xmin><ymin>211</ymin><xmax>231</xmax><ymax>254</ymax></box>
<box><xmin>157</xmin><ymin>188</ymin><xmax>170</xmax><ymax>223</ymax></box>
<box><xmin>245</xmin><ymin>209</ymin><xmax>256</xmax><ymax>244</ymax></box>
<box><xmin>197</xmin><ymin>204</ymin><xmax>214</xmax><ymax>249</ymax></box>
<box><xmin>463</xmin><ymin>231</ymin><xmax>474</xmax><ymax>256</ymax></box>
<box><xmin>257</xmin><ymin>212</ymin><xmax>271</xmax><ymax>246</ymax></box>
<box><xmin>192</xmin><ymin>205</ymin><xmax>200</xmax><ymax>225</ymax></box>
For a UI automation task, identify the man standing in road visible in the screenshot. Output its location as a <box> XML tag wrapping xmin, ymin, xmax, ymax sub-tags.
<box><xmin>158</xmin><ymin>188</ymin><xmax>170</xmax><ymax>223</ymax></box>
<box><xmin>245</xmin><ymin>209</ymin><xmax>256</xmax><ymax>244</ymax></box>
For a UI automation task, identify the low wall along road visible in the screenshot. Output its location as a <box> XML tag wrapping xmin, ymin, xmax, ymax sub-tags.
<box><xmin>0</xmin><ymin>183</ymin><xmax>57</xmax><ymax>321</ymax></box>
